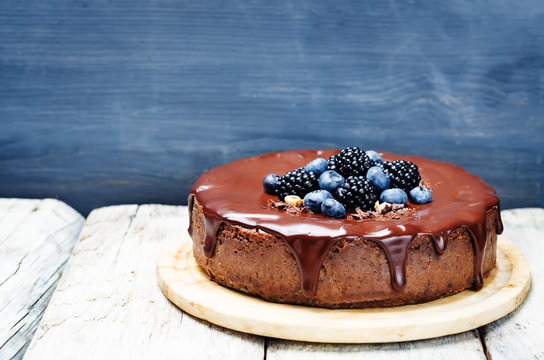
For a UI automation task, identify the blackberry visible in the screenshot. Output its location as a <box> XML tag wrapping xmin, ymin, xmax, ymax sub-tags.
<box><xmin>377</xmin><ymin>160</ymin><xmax>421</xmax><ymax>192</ymax></box>
<box><xmin>335</xmin><ymin>176</ymin><xmax>378</xmax><ymax>211</ymax></box>
<box><xmin>327</xmin><ymin>147</ymin><xmax>374</xmax><ymax>178</ymax></box>
<box><xmin>274</xmin><ymin>168</ymin><xmax>318</xmax><ymax>200</ymax></box>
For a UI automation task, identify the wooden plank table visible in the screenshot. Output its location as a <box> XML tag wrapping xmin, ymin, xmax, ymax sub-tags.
<box><xmin>20</xmin><ymin>205</ymin><xmax>543</xmax><ymax>359</ymax></box>
<box><xmin>0</xmin><ymin>199</ymin><xmax>84</xmax><ymax>360</ymax></box>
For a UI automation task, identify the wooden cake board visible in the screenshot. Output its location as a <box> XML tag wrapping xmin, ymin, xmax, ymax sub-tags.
<box><xmin>157</xmin><ymin>236</ymin><xmax>530</xmax><ymax>343</ymax></box>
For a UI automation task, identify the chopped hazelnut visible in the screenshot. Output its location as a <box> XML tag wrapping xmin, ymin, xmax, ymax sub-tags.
<box><xmin>284</xmin><ymin>195</ymin><xmax>303</xmax><ymax>207</ymax></box>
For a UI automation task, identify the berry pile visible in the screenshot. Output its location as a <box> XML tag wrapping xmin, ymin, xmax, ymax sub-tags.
<box><xmin>263</xmin><ymin>147</ymin><xmax>431</xmax><ymax>218</ymax></box>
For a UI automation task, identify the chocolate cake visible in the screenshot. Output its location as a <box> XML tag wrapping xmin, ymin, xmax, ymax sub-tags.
<box><xmin>188</xmin><ymin>149</ymin><xmax>503</xmax><ymax>308</ymax></box>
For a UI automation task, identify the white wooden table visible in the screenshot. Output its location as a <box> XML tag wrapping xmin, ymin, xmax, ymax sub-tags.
<box><xmin>0</xmin><ymin>199</ymin><xmax>84</xmax><ymax>360</ymax></box>
<box><xmin>2</xmin><ymin>200</ymin><xmax>542</xmax><ymax>359</ymax></box>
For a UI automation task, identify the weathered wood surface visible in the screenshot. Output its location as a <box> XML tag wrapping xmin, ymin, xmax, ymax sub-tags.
<box><xmin>267</xmin><ymin>331</ymin><xmax>486</xmax><ymax>360</ymax></box>
<box><xmin>1</xmin><ymin>0</ymin><xmax>543</xmax><ymax>216</ymax></box>
<box><xmin>24</xmin><ymin>206</ymin><xmax>542</xmax><ymax>359</ymax></box>
<box><xmin>24</xmin><ymin>205</ymin><xmax>264</xmax><ymax>359</ymax></box>
<box><xmin>0</xmin><ymin>198</ymin><xmax>84</xmax><ymax>360</ymax></box>
<box><xmin>480</xmin><ymin>208</ymin><xmax>544</xmax><ymax>360</ymax></box>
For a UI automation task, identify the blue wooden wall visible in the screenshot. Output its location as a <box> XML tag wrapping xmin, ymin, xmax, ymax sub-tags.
<box><xmin>1</xmin><ymin>0</ymin><xmax>543</xmax><ymax>215</ymax></box>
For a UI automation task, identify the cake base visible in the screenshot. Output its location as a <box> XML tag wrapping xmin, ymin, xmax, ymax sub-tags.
<box><xmin>157</xmin><ymin>235</ymin><xmax>530</xmax><ymax>343</ymax></box>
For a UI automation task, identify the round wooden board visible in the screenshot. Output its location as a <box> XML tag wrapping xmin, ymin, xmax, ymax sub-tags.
<box><xmin>157</xmin><ymin>236</ymin><xmax>530</xmax><ymax>343</ymax></box>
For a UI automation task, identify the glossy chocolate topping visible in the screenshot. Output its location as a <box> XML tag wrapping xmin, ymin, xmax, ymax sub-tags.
<box><xmin>188</xmin><ymin>149</ymin><xmax>503</xmax><ymax>298</ymax></box>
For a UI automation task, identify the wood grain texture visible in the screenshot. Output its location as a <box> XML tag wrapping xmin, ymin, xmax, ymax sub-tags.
<box><xmin>158</xmin><ymin>237</ymin><xmax>530</xmax><ymax>343</ymax></box>
<box><xmin>267</xmin><ymin>331</ymin><xmax>486</xmax><ymax>360</ymax></box>
<box><xmin>24</xmin><ymin>205</ymin><xmax>264</xmax><ymax>360</ymax></box>
<box><xmin>480</xmin><ymin>208</ymin><xmax>544</xmax><ymax>360</ymax></box>
<box><xmin>1</xmin><ymin>1</ymin><xmax>543</xmax><ymax>215</ymax></box>
<box><xmin>0</xmin><ymin>198</ymin><xmax>84</xmax><ymax>360</ymax></box>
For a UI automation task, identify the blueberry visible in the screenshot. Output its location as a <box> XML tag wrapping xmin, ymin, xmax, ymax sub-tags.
<box><xmin>263</xmin><ymin>173</ymin><xmax>279</xmax><ymax>194</ymax></box>
<box><xmin>321</xmin><ymin>198</ymin><xmax>346</xmax><ymax>218</ymax></box>
<box><xmin>318</xmin><ymin>170</ymin><xmax>345</xmax><ymax>193</ymax></box>
<box><xmin>366</xmin><ymin>166</ymin><xmax>390</xmax><ymax>191</ymax></box>
<box><xmin>303</xmin><ymin>190</ymin><xmax>333</xmax><ymax>213</ymax></box>
<box><xmin>304</xmin><ymin>157</ymin><xmax>328</xmax><ymax>175</ymax></box>
<box><xmin>409</xmin><ymin>186</ymin><xmax>432</xmax><ymax>204</ymax></box>
<box><xmin>380</xmin><ymin>188</ymin><xmax>408</xmax><ymax>204</ymax></box>
<box><xmin>366</xmin><ymin>150</ymin><xmax>383</xmax><ymax>163</ymax></box>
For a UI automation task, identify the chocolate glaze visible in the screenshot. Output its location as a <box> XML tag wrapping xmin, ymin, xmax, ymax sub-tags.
<box><xmin>188</xmin><ymin>149</ymin><xmax>503</xmax><ymax>298</ymax></box>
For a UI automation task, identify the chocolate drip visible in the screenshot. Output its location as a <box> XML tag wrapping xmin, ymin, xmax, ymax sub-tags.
<box><xmin>284</xmin><ymin>237</ymin><xmax>337</xmax><ymax>297</ymax></box>
<box><xmin>464</xmin><ymin>222</ymin><xmax>488</xmax><ymax>290</ymax></box>
<box><xmin>373</xmin><ymin>235</ymin><xmax>415</xmax><ymax>291</ymax></box>
<box><xmin>187</xmin><ymin>194</ymin><xmax>194</xmax><ymax>239</ymax></box>
<box><xmin>188</xmin><ymin>149</ymin><xmax>502</xmax><ymax>298</ymax></box>
<box><xmin>496</xmin><ymin>206</ymin><xmax>504</xmax><ymax>235</ymax></box>
<box><xmin>429</xmin><ymin>232</ymin><xmax>450</xmax><ymax>255</ymax></box>
<box><xmin>203</xmin><ymin>215</ymin><xmax>223</xmax><ymax>257</ymax></box>
<box><xmin>188</xmin><ymin>193</ymin><xmax>221</xmax><ymax>258</ymax></box>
